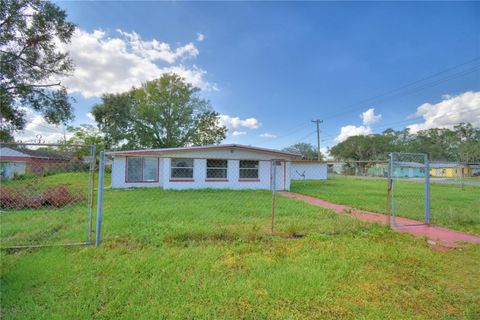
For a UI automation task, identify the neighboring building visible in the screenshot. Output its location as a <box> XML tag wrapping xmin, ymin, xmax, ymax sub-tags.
<box><xmin>327</xmin><ymin>162</ymin><xmax>346</xmax><ymax>175</ymax></box>
<box><xmin>470</xmin><ymin>164</ymin><xmax>480</xmax><ymax>177</ymax></box>
<box><xmin>0</xmin><ymin>147</ymin><xmax>71</xmax><ymax>178</ymax></box>
<box><xmin>430</xmin><ymin>163</ymin><xmax>472</xmax><ymax>177</ymax></box>
<box><xmin>392</xmin><ymin>161</ymin><xmax>426</xmax><ymax>178</ymax></box>
<box><xmin>367</xmin><ymin>163</ymin><xmax>389</xmax><ymax>177</ymax></box>
<box><xmin>290</xmin><ymin>161</ymin><xmax>327</xmax><ymax>180</ymax></box>
<box><xmin>107</xmin><ymin>144</ymin><xmax>302</xmax><ymax>190</ymax></box>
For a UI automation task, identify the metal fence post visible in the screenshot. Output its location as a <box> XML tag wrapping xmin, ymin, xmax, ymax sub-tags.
<box><xmin>87</xmin><ymin>144</ymin><xmax>96</xmax><ymax>244</ymax></box>
<box><xmin>96</xmin><ymin>150</ymin><xmax>105</xmax><ymax>246</ymax></box>
<box><xmin>390</xmin><ymin>153</ymin><xmax>396</xmax><ymax>226</ymax></box>
<box><xmin>271</xmin><ymin>160</ymin><xmax>277</xmax><ymax>236</ymax></box>
<box><xmin>424</xmin><ymin>154</ymin><xmax>431</xmax><ymax>224</ymax></box>
<box><xmin>386</xmin><ymin>153</ymin><xmax>392</xmax><ymax>226</ymax></box>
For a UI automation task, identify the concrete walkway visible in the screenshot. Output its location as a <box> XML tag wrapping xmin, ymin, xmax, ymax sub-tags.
<box><xmin>280</xmin><ymin>192</ymin><xmax>480</xmax><ymax>251</ymax></box>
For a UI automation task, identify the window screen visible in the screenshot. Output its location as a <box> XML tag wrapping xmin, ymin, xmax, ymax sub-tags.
<box><xmin>143</xmin><ymin>158</ymin><xmax>159</xmax><ymax>181</ymax></box>
<box><xmin>239</xmin><ymin>160</ymin><xmax>259</xmax><ymax>179</ymax></box>
<box><xmin>126</xmin><ymin>157</ymin><xmax>158</xmax><ymax>182</ymax></box>
<box><xmin>206</xmin><ymin>159</ymin><xmax>228</xmax><ymax>179</ymax></box>
<box><xmin>171</xmin><ymin>158</ymin><xmax>194</xmax><ymax>179</ymax></box>
<box><xmin>126</xmin><ymin>157</ymin><xmax>142</xmax><ymax>182</ymax></box>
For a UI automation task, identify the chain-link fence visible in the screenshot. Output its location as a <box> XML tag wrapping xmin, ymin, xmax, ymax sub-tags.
<box><xmin>91</xmin><ymin>151</ymin><xmax>365</xmax><ymax>247</ymax></box>
<box><xmin>0</xmin><ymin>143</ymin><xmax>96</xmax><ymax>248</ymax></box>
<box><xmin>289</xmin><ymin>157</ymin><xmax>480</xmax><ymax>234</ymax></box>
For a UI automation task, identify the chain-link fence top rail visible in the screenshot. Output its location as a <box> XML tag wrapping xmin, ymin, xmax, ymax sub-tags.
<box><xmin>0</xmin><ymin>143</ymin><xmax>95</xmax><ymax>248</ymax></box>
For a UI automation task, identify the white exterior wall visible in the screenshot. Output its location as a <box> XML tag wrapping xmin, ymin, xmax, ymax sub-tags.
<box><xmin>0</xmin><ymin>148</ymin><xmax>28</xmax><ymax>179</ymax></box>
<box><xmin>0</xmin><ymin>161</ymin><xmax>26</xmax><ymax>178</ymax></box>
<box><xmin>162</xmin><ymin>159</ymin><xmax>273</xmax><ymax>190</ymax></box>
<box><xmin>110</xmin><ymin>155</ymin><xmax>292</xmax><ymax>190</ymax></box>
<box><xmin>291</xmin><ymin>162</ymin><xmax>327</xmax><ymax>180</ymax></box>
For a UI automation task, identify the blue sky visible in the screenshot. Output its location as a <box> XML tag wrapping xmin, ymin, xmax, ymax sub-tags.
<box><xmin>20</xmin><ymin>2</ymin><xmax>480</xmax><ymax>154</ymax></box>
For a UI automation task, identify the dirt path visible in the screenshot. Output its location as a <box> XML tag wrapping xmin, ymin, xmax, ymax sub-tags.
<box><xmin>280</xmin><ymin>191</ymin><xmax>480</xmax><ymax>251</ymax></box>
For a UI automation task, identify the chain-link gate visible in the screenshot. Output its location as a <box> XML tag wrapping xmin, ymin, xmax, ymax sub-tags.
<box><xmin>0</xmin><ymin>143</ymin><xmax>96</xmax><ymax>248</ymax></box>
<box><xmin>388</xmin><ymin>152</ymin><xmax>430</xmax><ymax>227</ymax></box>
<box><xmin>93</xmin><ymin>151</ymin><xmax>296</xmax><ymax>246</ymax></box>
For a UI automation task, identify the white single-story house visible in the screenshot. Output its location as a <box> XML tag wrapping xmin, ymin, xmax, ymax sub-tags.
<box><xmin>107</xmin><ymin>144</ymin><xmax>303</xmax><ymax>190</ymax></box>
<box><xmin>290</xmin><ymin>160</ymin><xmax>328</xmax><ymax>180</ymax></box>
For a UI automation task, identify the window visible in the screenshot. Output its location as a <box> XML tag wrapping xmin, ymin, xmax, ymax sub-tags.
<box><xmin>239</xmin><ymin>160</ymin><xmax>259</xmax><ymax>179</ymax></box>
<box><xmin>171</xmin><ymin>158</ymin><xmax>194</xmax><ymax>179</ymax></box>
<box><xmin>207</xmin><ymin>159</ymin><xmax>228</xmax><ymax>179</ymax></box>
<box><xmin>126</xmin><ymin>157</ymin><xmax>158</xmax><ymax>182</ymax></box>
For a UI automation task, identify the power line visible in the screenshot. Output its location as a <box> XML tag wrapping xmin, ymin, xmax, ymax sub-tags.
<box><xmin>321</xmin><ymin>58</ymin><xmax>480</xmax><ymax>121</ymax></box>
<box><xmin>311</xmin><ymin>119</ymin><xmax>323</xmax><ymax>160</ymax></box>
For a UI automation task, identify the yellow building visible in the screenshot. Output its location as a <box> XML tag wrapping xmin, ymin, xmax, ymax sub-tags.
<box><xmin>429</xmin><ymin>163</ymin><xmax>472</xmax><ymax>177</ymax></box>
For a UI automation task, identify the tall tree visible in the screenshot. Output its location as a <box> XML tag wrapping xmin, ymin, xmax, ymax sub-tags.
<box><xmin>330</xmin><ymin>134</ymin><xmax>394</xmax><ymax>161</ymax></box>
<box><xmin>91</xmin><ymin>73</ymin><xmax>227</xmax><ymax>149</ymax></box>
<box><xmin>283</xmin><ymin>143</ymin><xmax>320</xmax><ymax>160</ymax></box>
<box><xmin>330</xmin><ymin>123</ymin><xmax>480</xmax><ymax>162</ymax></box>
<box><xmin>0</xmin><ymin>0</ymin><xmax>76</xmax><ymax>142</ymax></box>
<box><xmin>90</xmin><ymin>92</ymin><xmax>134</xmax><ymax>149</ymax></box>
<box><xmin>65</xmin><ymin>124</ymin><xmax>106</xmax><ymax>156</ymax></box>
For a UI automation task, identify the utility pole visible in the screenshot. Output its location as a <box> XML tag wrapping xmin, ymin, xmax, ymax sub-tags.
<box><xmin>311</xmin><ymin>119</ymin><xmax>323</xmax><ymax>160</ymax></box>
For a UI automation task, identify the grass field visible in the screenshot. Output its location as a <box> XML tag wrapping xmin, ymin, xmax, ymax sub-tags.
<box><xmin>1</xmin><ymin>173</ymin><xmax>480</xmax><ymax>319</ymax></box>
<box><xmin>291</xmin><ymin>176</ymin><xmax>480</xmax><ymax>235</ymax></box>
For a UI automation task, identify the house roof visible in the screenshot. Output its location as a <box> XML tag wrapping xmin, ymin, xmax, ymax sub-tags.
<box><xmin>106</xmin><ymin>144</ymin><xmax>302</xmax><ymax>159</ymax></box>
<box><xmin>393</xmin><ymin>161</ymin><xmax>425</xmax><ymax>167</ymax></box>
<box><xmin>430</xmin><ymin>162</ymin><xmax>463</xmax><ymax>168</ymax></box>
<box><xmin>0</xmin><ymin>147</ymin><xmax>71</xmax><ymax>161</ymax></box>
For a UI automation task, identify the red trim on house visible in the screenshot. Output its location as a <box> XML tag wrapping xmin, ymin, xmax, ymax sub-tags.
<box><xmin>125</xmin><ymin>156</ymin><xmax>160</xmax><ymax>183</ymax></box>
<box><xmin>291</xmin><ymin>160</ymin><xmax>326</xmax><ymax>163</ymax></box>
<box><xmin>111</xmin><ymin>145</ymin><xmax>301</xmax><ymax>158</ymax></box>
<box><xmin>238</xmin><ymin>179</ymin><xmax>260</xmax><ymax>182</ymax></box>
<box><xmin>205</xmin><ymin>179</ymin><xmax>228</xmax><ymax>182</ymax></box>
<box><xmin>169</xmin><ymin>179</ymin><xmax>194</xmax><ymax>182</ymax></box>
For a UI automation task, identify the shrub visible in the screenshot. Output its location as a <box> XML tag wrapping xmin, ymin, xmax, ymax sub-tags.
<box><xmin>0</xmin><ymin>187</ymin><xmax>25</xmax><ymax>209</ymax></box>
<box><xmin>0</xmin><ymin>185</ymin><xmax>84</xmax><ymax>210</ymax></box>
<box><xmin>43</xmin><ymin>186</ymin><xmax>84</xmax><ymax>207</ymax></box>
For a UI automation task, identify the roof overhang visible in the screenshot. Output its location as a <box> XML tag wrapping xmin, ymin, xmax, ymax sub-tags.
<box><xmin>106</xmin><ymin>144</ymin><xmax>302</xmax><ymax>159</ymax></box>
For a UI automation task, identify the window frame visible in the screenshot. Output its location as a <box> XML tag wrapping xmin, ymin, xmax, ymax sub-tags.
<box><xmin>125</xmin><ymin>157</ymin><xmax>159</xmax><ymax>183</ymax></box>
<box><xmin>206</xmin><ymin>159</ymin><xmax>228</xmax><ymax>181</ymax></box>
<box><xmin>170</xmin><ymin>158</ymin><xmax>195</xmax><ymax>180</ymax></box>
<box><xmin>239</xmin><ymin>160</ymin><xmax>260</xmax><ymax>181</ymax></box>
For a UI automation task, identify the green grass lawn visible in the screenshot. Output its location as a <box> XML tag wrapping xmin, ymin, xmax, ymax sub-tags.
<box><xmin>1</xmin><ymin>173</ymin><xmax>480</xmax><ymax>319</ymax></box>
<box><xmin>291</xmin><ymin>176</ymin><xmax>480</xmax><ymax>235</ymax></box>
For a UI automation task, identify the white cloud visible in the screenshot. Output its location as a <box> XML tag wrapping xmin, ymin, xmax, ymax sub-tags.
<box><xmin>86</xmin><ymin>112</ymin><xmax>95</xmax><ymax>122</ymax></box>
<box><xmin>59</xmin><ymin>29</ymin><xmax>216</xmax><ymax>98</ymax></box>
<box><xmin>197</xmin><ymin>33</ymin><xmax>205</xmax><ymax>42</ymax></box>
<box><xmin>320</xmin><ymin>147</ymin><xmax>330</xmax><ymax>159</ymax></box>
<box><xmin>116</xmin><ymin>30</ymin><xmax>199</xmax><ymax>63</ymax></box>
<box><xmin>407</xmin><ymin>91</ymin><xmax>480</xmax><ymax>133</ymax></box>
<box><xmin>361</xmin><ymin>108</ymin><xmax>382</xmax><ymax>125</ymax></box>
<box><xmin>259</xmin><ymin>133</ymin><xmax>277</xmax><ymax>138</ymax></box>
<box><xmin>335</xmin><ymin>107</ymin><xmax>379</xmax><ymax>142</ymax></box>
<box><xmin>14</xmin><ymin>109</ymin><xmax>71</xmax><ymax>143</ymax></box>
<box><xmin>232</xmin><ymin>131</ymin><xmax>246</xmax><ymax>136</ymax></box>
<box><xmin>335</xmin><ymin>125</ymin><xmax>372</xmax><ymax>142</ymax></box>
<box><xmin>218</xmin><ymin>114</ymin><xmax>261</xmax><ymax>132</ymax></box>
